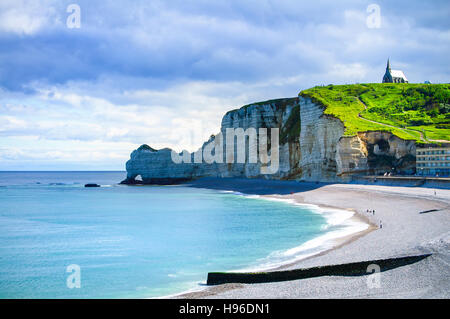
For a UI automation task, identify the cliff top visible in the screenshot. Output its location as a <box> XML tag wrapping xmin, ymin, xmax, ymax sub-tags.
<box><xmin>137</xmin><ymin>144</ymin><xmax>157</xmax><ymax>152</ymax></box>
<box><xmin>225</xmin><ymin>97</ymin><xmax>298</xmax><ymax>115</ymax></box>
<box><xmin>299</xmin><ymin>83</ymin><xmax>450</xmax><ymax>144</ymax></box>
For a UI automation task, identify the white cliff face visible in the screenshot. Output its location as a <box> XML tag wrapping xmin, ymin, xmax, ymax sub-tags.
<box><xmin>125</xmin><ymin>147</ymin><xmax>195</xmax><ymax>183</ymax></box>
<box><xmin>216</xmin><ymin>99</ymin><xmax>300</xmax><ymax>179</ymax></box>
<box><xmin>298</xmin><ymin>97</ymin><xmax>344</xmax><ymax>182</ymax></box>
<box><xmin>336</xmin><ymin>136</ymin><xmax>368</xmax><ymax>179</ymax></box>
<box><xmin>123</xmin><ymin>98</ymin><xmax>301</xmax><ymax>184</ymax></box>
<box><xmin>123</xmin><ymin>96</ymin><xmax>417</xmax><ymax>184</ymax></box>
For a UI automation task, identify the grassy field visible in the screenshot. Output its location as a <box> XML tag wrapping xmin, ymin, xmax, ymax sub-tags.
<box><xmin>299</xmin><ymin>83</ymin><xmax>450</xmax><ymax>143</ymax></box>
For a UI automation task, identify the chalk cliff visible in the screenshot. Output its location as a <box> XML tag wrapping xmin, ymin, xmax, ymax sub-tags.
<box><xmin>298</xmin><ymin>96</ymin><xmax>416</xmax><ymax>182</ymax></box>
<box><xmin>122</xmin><ymin>98</ymin><xmax>301</xmax><ymax>184</ymax></box>
<box><xmin>122</xmin><ymin>96</ymin><xmax>417</xmax><ymax>184</ymax></box>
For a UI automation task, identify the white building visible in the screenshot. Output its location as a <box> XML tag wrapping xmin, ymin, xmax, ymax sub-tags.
<box><xmin>382</xmin><ymin>59</ymin><xmax>408</xmax><ymax>83</ymax></box>
<box><xmin>416</xmin><ymin>146</ymin><xmax>450</xmax><ymax>176</ymax></box>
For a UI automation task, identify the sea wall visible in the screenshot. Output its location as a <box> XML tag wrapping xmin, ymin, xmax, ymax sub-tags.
<box><xmin>206</xmin><ymin>254</ymin><xmax>431</xmax><ymax>285</ymax></box>
<box><xmin>351</xmin><ymin>176</ymin><xmax>450</xmax><ymax>189</ymax></box>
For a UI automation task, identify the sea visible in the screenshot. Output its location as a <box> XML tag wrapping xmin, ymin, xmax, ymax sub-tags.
<box><xmin>0</xmin><ymin>171</ymin><xmax>367</xmax><ymax>298</ymax></box>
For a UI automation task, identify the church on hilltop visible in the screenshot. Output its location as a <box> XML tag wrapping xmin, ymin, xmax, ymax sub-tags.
<box><xmin>382</xmin><ymin>59</ymin><xmax>408</xmax><ymax>83</ymax></box>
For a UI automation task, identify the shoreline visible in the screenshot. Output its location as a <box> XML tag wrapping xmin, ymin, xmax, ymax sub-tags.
<box><xmin>173</xmin><ymin>182</ymin><xmax>376</xmax><ymax>298</ymax></box>
<box><xmin>269</xmin><ymin>193</ymin><xmax>381</xmax><ymax>270</ymax></box>
<box><xmin>159</xmin><ymin>188</ymin><xmax>372</xmax><ymax>299</ymax></box>
<box><xmin>234</xmin><ymin>194</ymin><xmax>374</xmax><ymax>272</ymax></box>
<box><xmin>268</xmin><ymin>209</ymin><xmax>376</xmax><ymax>272</ymax></box>
<box><xmin>175</xmin><ymin>179</ymin><xmax>450</xmax><ymax>299</ymax></box>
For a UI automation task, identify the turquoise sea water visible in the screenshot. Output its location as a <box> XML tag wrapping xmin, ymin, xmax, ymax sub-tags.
<box><xmin>0</xmin><ymin>172</ymin><xmax>358</xmax><ymax>298</ymax></box>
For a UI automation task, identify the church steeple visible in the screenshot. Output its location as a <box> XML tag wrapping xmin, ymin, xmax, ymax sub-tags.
<box><xmin>382</xmin><ymin>58</ymin><xmax>408</xmax><ymax>83</ymax></box>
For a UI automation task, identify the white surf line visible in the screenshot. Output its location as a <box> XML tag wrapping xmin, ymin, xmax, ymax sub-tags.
<box><xmin>220</xmin><ymin>193</ymin><xmax>370</xmax><ymax>273</ymax></box>
<box><xmin>152</xmin><ymin>187</ymin><xmax>370</xmax><ymax>298</ymax></box>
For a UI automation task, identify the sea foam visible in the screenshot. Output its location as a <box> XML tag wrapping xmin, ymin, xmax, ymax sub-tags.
<box><xmin>229</xmin><ymin>194</ymin><xmax>369</xmax><ymax>272</ymax></box>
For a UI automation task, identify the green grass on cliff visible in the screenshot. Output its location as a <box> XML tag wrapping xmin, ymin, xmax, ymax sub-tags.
<box><xmin>299</xmin><ymin>83</ymin><xmax>450</xmax><ymax>143</ymax></box>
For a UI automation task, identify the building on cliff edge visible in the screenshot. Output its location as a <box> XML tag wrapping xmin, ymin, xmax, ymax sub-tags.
<box><xmin>382</xmin><ymin>59</ymin><xmax>408</xmax><ymax>83</ymax></box>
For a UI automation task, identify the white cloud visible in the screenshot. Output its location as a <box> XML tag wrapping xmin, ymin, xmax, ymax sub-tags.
<box><xmin>0</xmin><ymin>0</ymin><xmax>61</xmax><ymax>35</ymax></box>
<box><xmin>328</xmin><ymin>63</ymin><xmax>369</xmax><ymax>82</ymax></box>
<box><xmin>0</xmin><ymin>75</ymin><xmax>304</xmax><ymax>170</ymax></box>
<box><xmin>0</xmin><ymin>115</ymin><xmax>28</xmax><ymax>131</ymax></box>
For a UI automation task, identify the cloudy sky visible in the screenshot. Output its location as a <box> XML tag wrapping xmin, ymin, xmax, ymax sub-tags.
<box><xmin>0</xmin><ymin>0</ymin><xmax>449</xmax><ymax>170</ymax></box>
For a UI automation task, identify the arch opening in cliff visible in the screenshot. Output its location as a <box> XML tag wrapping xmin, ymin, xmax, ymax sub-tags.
<box><xmin>373</xmin><ymin>139</ymin><xmax>390</xmax><ymax>154</ymax></box>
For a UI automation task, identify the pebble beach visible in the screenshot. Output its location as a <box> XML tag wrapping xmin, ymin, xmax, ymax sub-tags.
<box><xmin>178</xmin><ymin>180</ymin><xmax>450</xmax><ymax>298</ymax></box>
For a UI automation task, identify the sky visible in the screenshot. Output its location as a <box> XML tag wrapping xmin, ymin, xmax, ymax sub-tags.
<box><xmin>0</xmin><ymin>0</ymin><xmax>449</xmax><ymax>170</ymax></box>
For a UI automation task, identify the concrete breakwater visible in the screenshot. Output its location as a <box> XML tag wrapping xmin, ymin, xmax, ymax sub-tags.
<box><xmin>206</xmin><ymin>254</ymin><xmax>431</xmax><ymax>285</ymax></box>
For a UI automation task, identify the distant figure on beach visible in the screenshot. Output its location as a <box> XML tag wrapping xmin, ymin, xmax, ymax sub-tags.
<box><xmin>380</xmin><ymin>221</ymin><xmax>383</xmax><ymax>229</ymax></box>
<box><xmin>434</xmin><ymin>190</ymin><xmax>436</xmax><ymax>196</ymax></box>
<box><xmin>373</xmin><ymin>210</ymin><xmax>375</xmax><ymax>215</ymax></box>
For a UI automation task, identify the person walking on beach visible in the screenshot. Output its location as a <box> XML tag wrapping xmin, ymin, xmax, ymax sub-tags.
<box><xmin>379</xmin><ymin>220</ymin><xmax>383</xmax><ymax>229</ymax></box>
